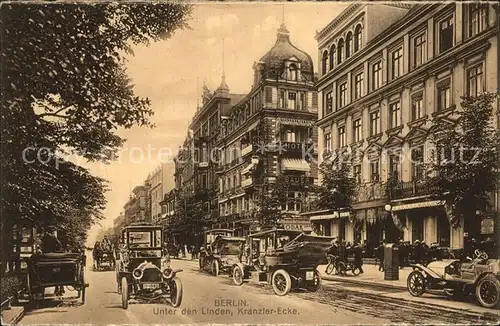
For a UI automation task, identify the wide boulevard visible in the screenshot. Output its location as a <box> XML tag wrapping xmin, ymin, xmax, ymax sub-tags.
<box><xmin>19</xmin><ymin>254</ymin><xmax>499</xmax><ymax>324</ymax></box>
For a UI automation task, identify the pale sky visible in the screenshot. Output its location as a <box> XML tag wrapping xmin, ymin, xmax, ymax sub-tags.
<box><xmin>86</xmin><ymin>2</ymin><xmax>348</xmax><ymax>244</ymax></box>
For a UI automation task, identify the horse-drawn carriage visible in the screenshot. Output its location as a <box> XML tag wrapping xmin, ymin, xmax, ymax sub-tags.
<box><xmin>92</xmin><ymin>239</ymin><xmax>115</xmax><ymax>271</ymax></box>
<box><xmin>25</xmin><ymin>252</ymin><xmax>88</xmax><ymax>303</ymax></box>
<box><xmin>232</xmin><ymin>228</ymin><xmax>334</xmax><ymax>296</ymax></box>
<box><xmin>407</xmin><ymin>249</ymin><xmax>500</xmax><ymax>308</ymax></box>
<box><xmin>116</xmin><ymin>223</ymin><xmax>183</xmax><ymax>309</ymax></box>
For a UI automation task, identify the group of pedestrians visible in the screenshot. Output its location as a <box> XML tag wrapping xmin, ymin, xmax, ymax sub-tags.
<box><xmin>326</xmin><ymin>239</ymin><xmax>364</xmax><ymax>274</ymax></box>
<box><xmin>162</xmin><ymin>243</ymin><xmax>200</xmax><ymax>260</ymax></box>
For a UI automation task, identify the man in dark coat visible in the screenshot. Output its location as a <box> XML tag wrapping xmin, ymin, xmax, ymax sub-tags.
<box><xmin>40</xmin><ymin>227</ymin><xmax>65</xmax><ymax>295</ymax></box>
<box><xmin>377</xmin><ymin>241</ymin><xmax>385</xmax><ymax>272</ymax></box>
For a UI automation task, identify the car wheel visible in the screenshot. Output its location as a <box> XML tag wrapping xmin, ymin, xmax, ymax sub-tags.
<box><xmin>352</xmin><ymin>268</ymin><xmax>361</xmax><ymax>276</ymax></box>
<box><xmin>211</xmin><ymin>260</ymin><xmax>219</xmax><ymax>276</ymax></box>
<box><xmin>476</xmin><ymin>274</ymin><xmax>500</xmax><ymax>308</ymax></box>
<box><xmin>325</xmin><ymin>263</ymin><xmax>334</xmax><ymax>275</ymax></box>
<box><xmin>407</xmin><ymin>271</ymin><xmax>426</xmax><ymax>297</ymax></box>
<box><xmin>121</xmin><ymin>277</ymin><xmax>128</xmax><ymax>310</ymax></box>
<box><xmin>169</xmin><ymin>277</ymin><xmax>183</xmax><ymax>308</ymax></box>
<box><xmin>272</xmin><ymin>269</ymin><xmax>292</xmax><ymax>296</ymax></box>
<box><xmin>233</xmin><ymin>265</ymin><xmax>244</xmax><ymax>286</ymax></box>
<box><xmin>306</xmin><ymin>270</ymin><xmax>322</xmax><ymax>292</ymax></box>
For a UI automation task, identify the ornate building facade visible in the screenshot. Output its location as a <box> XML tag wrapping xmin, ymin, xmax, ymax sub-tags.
<box><xmin>312</xmin><ymin>3</ymin><xmax>498</xmax><ymax>250</ymax></box>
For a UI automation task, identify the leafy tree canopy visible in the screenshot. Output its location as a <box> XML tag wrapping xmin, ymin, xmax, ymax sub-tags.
<box><xmin>255</xmin><ymin>176</ymin><xmax>291</xmax><ymax>229</ymax></box>
<box><xmin>0</xmin><ymin>3</ymin><xmax>193</xmax><ymax>252</ymax></box>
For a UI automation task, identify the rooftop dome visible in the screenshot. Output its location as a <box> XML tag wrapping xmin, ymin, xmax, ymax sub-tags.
<box><xmin>258</xmin><ymin>23</ymin><xmax>314</xmax><ymax>81</ymax></box>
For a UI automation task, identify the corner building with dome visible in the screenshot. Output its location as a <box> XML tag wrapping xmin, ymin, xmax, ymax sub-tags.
<box><xmin>212</xmin><ymin>23</ymin><xmax>320</xmax><ymax>236</ymax></box>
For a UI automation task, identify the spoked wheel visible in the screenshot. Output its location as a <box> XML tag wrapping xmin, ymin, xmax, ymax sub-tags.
<box><xmin>233</xmin><ymin>265</ymin><xmax>244</xmax><ymax>286</ymax></box>
<box><xmin>352</xmin><ymin>267</ymin><xmax>361</xmax><ymax>276</ymax></box>
<box><xmin>325</xmin><ymin>263</ymin><xmax>334</xmax><ymax>275</ymax></box>
<box><xmin>476</xmin><ymin>275</ymin><xmax>500</xmax><ymax>308</ymax></box>
<box><xmin>211</xmin><ymin>260</ymin><xmax>219</xmax><ymax>276</ymax></box>
<box><xmin>169</xmin><ymin>277</ymin><xmax>183</xmax><ymax>308</ymax></box>
<box><xmin>306</xmin><ymin>270</ymin><xmax>322</xmax><ymax>292</ymax></box>
<box><xmin>407</xmin><ymin>271</ymin><xmax>426</xmax><ymax>297</ymax></box>
<box><xmin>337</xmin><ymin>262</ymin><xmax>347</xmax><ymax>276</ymax></box>
<box><xmin>272</xmin><ymin>269</ymin><xmax>292</xmax><ymax>296</ymax></box>
<box><xmin>121</xmin><ymin>277</ymin><xmax>129</xmax><ymax>309</ymax></box>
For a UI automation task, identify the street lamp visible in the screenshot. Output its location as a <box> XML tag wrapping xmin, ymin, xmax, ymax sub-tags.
<box><xmin>384</xmin><ymin>204</ymin><xmax>392</xmax><ymax>212</ymax></box>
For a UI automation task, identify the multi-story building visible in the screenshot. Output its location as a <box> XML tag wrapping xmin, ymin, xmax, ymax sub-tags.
<box><xmin>149</xmin><ymin>163</ymin><xmax>174</xmax><ymax>224</ymax></box>
<box><xmin>312</xmin><ymin>3</ymin><xmax>498</xmax><ymax>250</ymax></box>
<box><xmin>124</xmin><ymin>184</ymin><xmax>151</xmax><ymax>224</ymax></box>
<box><xmin>215</xmin><ymin>23</ymin><xmax>319</xmax><ymax>236</ymax></box>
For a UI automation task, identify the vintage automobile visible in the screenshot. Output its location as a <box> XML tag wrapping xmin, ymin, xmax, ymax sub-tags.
<box><xmin>407</xmin><ymin>249</ymin><xmax>500</xmax><ymax>308</ymax></box>
<box><xmin>25</xmin><ymin>252</ymin><xmax>88</xmax><ymax>303</ymax></box>
<box><xmin>199</xmin><ymin>235</ymin><xmax>245</xmax><ymax>276</ymax></box>
<box><xmin>199</xmin><ymin>229</ymin><xmax>236</xmax><ymax>274</ymax></box>
<box><xmin>116</xmin><ymin>223</ymin><xmax>183</xmax><ymax>309</ymax></box>
<box><xmin>232</xmin><ymin>228</ymin><xmax>334</xmax><ymax>296</ymax></box>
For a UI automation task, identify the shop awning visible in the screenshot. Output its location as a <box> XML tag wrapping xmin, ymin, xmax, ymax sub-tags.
<box><xmin>281</xmin><ymin>158</ymin><xmax>310</xmax><ymax>172</ymax></box>
<box><xmin>309</xmin><ymin>211</ymin><xmax>350</xmax><ymax>221</ymax></box>
<box><xmin>392</xmin><ymin>200</ymin><xmax>444</xmax><ymax>212</ymax></box>
<box><xmin>242</xmin><ymin>163</ymin><xmax>255</xmax><ymax>175</ymax></box>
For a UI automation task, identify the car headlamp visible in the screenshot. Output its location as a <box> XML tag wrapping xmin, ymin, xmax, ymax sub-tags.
<box><xmin>132</xmin><ymin>268</ymin><xmax>143</xmax><ymax>280</ymax></box>
<box><xmin>163</xmin><ymin>268</ymin><xmax>173</xmax><ymax>279</ymax></box>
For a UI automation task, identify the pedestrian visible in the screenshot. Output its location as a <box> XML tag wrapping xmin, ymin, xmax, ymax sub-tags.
<box><xmin>378</xmin><ymin>241</ymin><xmax>385</xmax><ymax>272</ymax></box>
<box><xmin>181</xmin><ymin>244</ymin><xmax>186</xmax><ymax>258</ymax></box>
<box><xmin>353</xmin><ymin>241</ymin><xmax>364</xmax><ymax>274</ymax></box>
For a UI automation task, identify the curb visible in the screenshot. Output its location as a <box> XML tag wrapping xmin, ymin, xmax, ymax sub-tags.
<box><xmin>1</xmin><ymin>306</ymin><xmax>25</xmax><ymax>325</ymax></box>
<box><xmin>322</xmin><ymin>274</ymin><xmax>407</xmax><ymax>291</ymax></box>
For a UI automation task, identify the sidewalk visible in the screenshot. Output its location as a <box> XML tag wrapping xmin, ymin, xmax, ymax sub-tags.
<box><xmin>319</xmin><ymin>263</ymin><xmax>409</xmax><ymax>290</ymax></box>
<box><xmin>1</xmin><ymin>306</ymin><xmax>25</xmax><ymax>325</ymax></box>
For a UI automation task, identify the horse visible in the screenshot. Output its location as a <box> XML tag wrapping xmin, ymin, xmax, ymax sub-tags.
<box><xmin>92</xmin><ymin>241</ymin><xmax>103</xmax><ymax>270</ymax></box>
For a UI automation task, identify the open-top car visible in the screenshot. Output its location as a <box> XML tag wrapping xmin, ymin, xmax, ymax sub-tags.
<box><xmin>199</xmin><ymin>234</ymin><xmax>245</xmax><ymax>276</ymax></box>
<box><xmin>231</xmin><ymin>228</ymin><xmax>334</xmax><ymax>296</ymax></box>
<box><xmin>407</xmin><ymin>249</ymin><xmax>500</xmax><ymax>308</ymax></box>
<box><xmin>199</xmin><ymin>229</ymin><xmax>236</xmax><ymax>275</ymax></box>
<box><xmin>116</xmin><ymin>223</ymin><xmax>183</xmax><ymax>309</ymax></box>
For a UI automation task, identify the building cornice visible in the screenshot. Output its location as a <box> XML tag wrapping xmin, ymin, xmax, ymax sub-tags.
<box><xmin>316</xmin><ymin>4</ymin><xmax>364</xmax><ymax>42</ymax></box>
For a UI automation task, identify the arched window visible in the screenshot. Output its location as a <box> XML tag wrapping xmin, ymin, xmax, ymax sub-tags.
<box><xmin>289</xmin><ymin>64</ymin><xmax>298</xmax><ymax>81</ymax></box>
<box><xmin>354</xmin><ymin>24</ymin><xmax>363</xmax><ymax>52</ymax></box>
<box><xmin>329</xmin><ymin>44</ymin><xmax>336</xmax><ymax>70</ymax></box>
<box><xmin>346</xmin><ymin>32</ymin><xmax>353</xmax><ymax>58</ymax></box>
<box><xmin>322</xmin><ymin>50</ymin><xmax>328</xmax><ymax>75</ymax></box>
<box><xmin>337</xmin><ymin>39</ymin><xmax>344</xmax><ymax>64</ymax></box>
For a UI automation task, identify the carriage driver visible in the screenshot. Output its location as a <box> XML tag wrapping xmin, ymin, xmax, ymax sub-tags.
<box><xmin>40</xmin><ymin>226</ymin><xmax>66</xmax><ymax>296</ymax></box>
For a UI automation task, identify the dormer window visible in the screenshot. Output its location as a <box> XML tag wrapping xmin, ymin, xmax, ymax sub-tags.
<box><xmin>289</xmin><ymin>64</ymin><xmax>298</xmax><ymax>81</ymax></box>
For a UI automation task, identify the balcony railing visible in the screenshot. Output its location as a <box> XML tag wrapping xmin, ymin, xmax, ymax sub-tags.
<box><xmin>354</xmin><ymin>182</ymin><xmax>384</xmax><ymax>203</ymax></box>
<box><xmin>389</xmin><ymin>180</ymin><xmax>440</xmax><ymax>200</ymax></box>
<box><xmin>241</xmin><ymin>177</ymin><xmax>253</xmax><ymax>188</ymax></box>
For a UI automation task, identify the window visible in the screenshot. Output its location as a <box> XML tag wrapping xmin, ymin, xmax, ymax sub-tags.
<box><xmin>353</xmin><ymin>118</ymin><xmax>362</xmax><ymax>142</ymax></box>
<box><xmin>322</xmin><ymin>51</ymin><xmax>328</xmax><ymax>75</ymax></box>
<box><xmin>411</xmin><ymin>146</ymin><xmax>424</xmax><ymax>181</ymax></box>
<box><xmin>354</xmin><ymin>73</ymin><xmax>363</xmax><ymax>100</ymax></box>
<box><xmin>412</xmin><ymin>216</ymin><xmax>424</xmax><ymax>243</ymax></box>
<box><xmin>391</xmin><ymin>47</ymin><xmax>403</xmax><ymax>80</ymax></box>
<box><xmin>325</xmin><ymin>91</ymin><xmax>333</xmax><ymax>115</ymax></box>
<box><xmin>389</xmin><ymin>101</ymin><xmax>401</xmax><ymax>128</ymax></box>
<box><xmin>469</xmin><ymin>4</ymin><xmax>488</xmax><ymax>37</ymax></box>
<box><xmin>437</xmin><ymin>79</ymin><xmax>451</xmax><ymax>111</ymax></box>
<box><xmin>338</xmin><ymin>126</ymin><xmax>346</xmax><ymax>148</ymax></box>
<box><xmin>439</xmin><ymin>16</ymin><xmax>454</xmax><ymax>53</ymax></box>
<box><xmin>265</xmin><ymin>87</ymin><xmax>273</xmax><ymax>103</ymax></box>
<box><xmin>339</xmin><ymin>82</ymin><xmax>347</xmax><ymax>108</ymax></box>
<box><xmin>467</xmin><ymin>64</ymin><xmax>483</xmax><ymax>97</ymax></box>
<box><xmin>370</xmin><ymin>160</ymin><xmax>380</xmax><ymax>182</ymax></box>
<box><xmin>388</xmin><ymin>153</ymin><xmax>401</xmax><ymax>180</ymax></box>
<box><xmin>312</xmin><ymin>92</ymin><xmax>318</xmax><ymax>107</ymax></box>
<box><xmin>372</xmin><ymin>61</ymin><xmax>382</xmax><ymax>91</ymax></box>
<box><xmin>411</xmin><ymin>94</ymin><xmax>424</xmax><ymax>120</ymax></box>
<box><xmin>354</xmin><ymin>25</ymin><xmax>362</xmax><ymax>52</ymax></box>
<box><xmin>288</xmin><ymin>92</ymin><xmax>297</xmax><ymax>109</ymax></box>
<box><xmin>286</xmin><ymin>129</ymin><xmax>296</xmax><ymax>143</ymax></box>
<box><xmin>413</xmin><ymin>33</ymin><xmax>426</xmax><ymax>68</ymax></box>
<box><xmin>279</xmin><ymin>90</ymin><xmax>285</xmax><ymax>108</ymax></box>
<box><xmin>346</xmin><ymin>32</ymin><xmax>353</xmax><ymax>58</ymax></box>
<box><xmin>324</xmin><ymin>132</ymin><xmax>332</xmax><ymax>152</ymax></box>
<box><xmin>370</xmin><ymin>111</ymin><xmax>380</xmax><ymax>136</ymax></box>
<box><xmin>329</xmin><ymin>44</ymin><xmax>336</xmax><ymax>70</ymax></box>
<box><xmin>337</xmin><ymin>39</ymin><xmax>344</xmax><ymax>64</ymax></box>
<box><xmin>299</xmin><ymin>92</ymin><xmax>306</xmax><ymax>111</ymax></box>
<box><xmin>289</xmin><ymin>64</ymin><xmax>298</xmax><ymax>81</ymax></box>
<box><xmin>353</xmin><ymin>164</ymin><xmax>362</xmax><ymax>183</ymax></box>
<box><xmin>282</xmin><ymin>192</ymin><xmax>302</xmax><ymax>212</ymax></box>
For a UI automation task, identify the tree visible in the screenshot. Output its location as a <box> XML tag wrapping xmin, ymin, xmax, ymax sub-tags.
<box><xmin>0</xmin><ymin>3</ymin><xmax>193</xmax><ymax>265</ymax></box>
<box><xmin>171</xmin><ymin>192</ymin><xmax>205</xmax><ymax>245</ymax></box>
<box><xmin>313</xmin><ymin>153</ymin><xmax>358</xmax><ymax>212</ymax></box>
<box><xmin>426</xmin><ymin>92</ymin><xmax>499</xmax><ymax>236</ymax></box>
<box><xmin>255</xmin><ymin>175</ymin><xmax>290</xmax><ymax>229</ymax></box>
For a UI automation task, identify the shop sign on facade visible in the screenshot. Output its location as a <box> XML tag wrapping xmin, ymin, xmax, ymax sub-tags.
<box><xmin>480</xmin><ymin>218</ymin><xmax>494</xmax><ymax>234</ymax></box>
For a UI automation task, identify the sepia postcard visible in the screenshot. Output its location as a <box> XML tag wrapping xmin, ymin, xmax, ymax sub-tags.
<box><xmin>1</xmin><ymin>1</ymin><xmax>499</xmax><ymax>325</ymax></box>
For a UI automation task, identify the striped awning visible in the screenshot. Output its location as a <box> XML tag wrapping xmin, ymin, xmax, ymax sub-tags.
<box><xmin>392</xmin><ymin>200</ymin><xmax>444</xmax><ymax>212</ymax></box>
<box><xmin>281</xmin><ymin>158</ymin><xmax>310</xmax><ymax>172</ymax></box>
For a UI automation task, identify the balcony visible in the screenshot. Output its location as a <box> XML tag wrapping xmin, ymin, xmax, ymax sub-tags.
<box><xmin>241</xmin><ymin>177</ymin><xmax>253</xmax><ymax>188</ymax></box>
<box><xmin>241</xmin><ymin>143</ymin><xmax>254</xmax><ymax>156</ymax></box>
<box><xmin>354</xmin><ymin>182</ymin><xmax>384</xmax><ymax>203</ymax></box>
<box><xmin>389</xmin><ymin>180</ymin><xmax>440</xmax><ymax>200</ymax></box>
